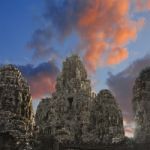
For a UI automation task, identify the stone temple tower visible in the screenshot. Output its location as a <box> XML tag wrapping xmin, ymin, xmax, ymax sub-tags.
<box><xmin>133</xmin><ymin>67</ymin><xmax>150</xmax><ymax>143</ymax></box>
<box><xmin>89</xmin><ymin>90</ymin><xmax>124</xmax><ymax>144</ymax></box>
<box><xmin>36</xmin><ymin>55</ymin><xmax>94</xmax><ymax>144</ymax></box>
<box><xmin>36</xmin><ymin>55</ymin><xmax>125</xmax><ymax>146</ymax></box>
<box><xmin>0</xmin><ymin>65</ymin><xmax>34</xmax><ymax>149</ymax></box>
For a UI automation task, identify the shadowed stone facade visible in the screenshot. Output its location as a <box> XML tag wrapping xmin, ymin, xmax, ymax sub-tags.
<box><xmin>36</xmin><ymin>55</ymin><xmax>94</xmax><ymax>144</ymax></box>
<box><xmin>0</xmin><ymin>65</ymin><xmax>34</xmax><ymax>150</ymax></box>
<box><xmin>36</xmin><ymin>55</ymin><xmax>124</xmax><ymax>145</ymax></box>
<box><xmin>1</xmin><ymin>56</ymin><xmax>150</xmax><ymax>150</ymax></box>
<box><xmin>89</xmin><ymin>90</ymin><xmax>124</xmax><ymax>144</ymax></box>
<box><xmin>133</xmin><ymin>67</ymin><xmax>150</xmax><ymax>143</ymax></box>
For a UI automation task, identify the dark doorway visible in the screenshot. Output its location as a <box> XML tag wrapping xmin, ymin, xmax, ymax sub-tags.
<box><xmin>0</xmin><ymin>132</ymin><xmax>15</xmax><ymax>150</ymax></box>
<box><xmin>68</xmin><ymin>97</ymin><xmax>73</xmax><ymax>109</ymax></box>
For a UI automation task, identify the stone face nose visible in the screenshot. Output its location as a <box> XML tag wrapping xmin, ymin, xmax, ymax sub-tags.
<box><xmin>0</xmin><ymin>64</ymin><xmax>34</xmax><ymax>149</ymax></box>
<box><xmin>133</xmin><ymin>67</ymin><xmax>150</xmax><ymax>143</ymax></box>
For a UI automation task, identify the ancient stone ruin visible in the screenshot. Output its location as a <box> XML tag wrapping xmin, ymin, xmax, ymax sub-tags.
<box><xmin>36</xmin><ymin>55</ymin><xmax>125</xmax><ymax>146</ymax></box>
<box><xmin>36</xmin><ymin>55</ymin><xmax>93</xmax><ymax>144</ymax></box>
<box><xmin>0</xmin><ymin>65</ymin><xmax>35</xmax><ymax>150</ymax></box>
<box><xmin>89</xmin><ymin>90</ymin><xmax>124</xmax><ymax>144</ymax></box>
<box><xmin>1</xmin><ymin>55</ymin><xmax>150</xmax><ymax>150</ymax></box>
<box><xmin>133</xmin><ymin>67</ymin><xmax>150</xmax><ymax>143</ymax></box>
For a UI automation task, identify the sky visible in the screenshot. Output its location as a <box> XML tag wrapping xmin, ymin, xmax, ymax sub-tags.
<box><xmin>0</xmin><ymin>0</ymin><xmax>150</xmax><ymax>137</ymax></box>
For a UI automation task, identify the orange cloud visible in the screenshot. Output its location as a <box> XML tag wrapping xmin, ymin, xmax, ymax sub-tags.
<box><xmin>107</xmin><ymin>47</ymin><xmax>128</xmax><ymax>65</ymax></box>
<box><xmin>75</xmin><ymin>0</ymin><xmax>146</xmax><ymax>71</ymax></box>
<box><xmin>136</xmin><ymin>0</ymin><xmax>150</xmax><ymax>11</ymax></box>
<box><xmin>38</xmin><ymin>0</ymin><xmax>149</xmax><ymax>72</ymax></box>
<box><xmin>84</xmin><ymin>42</ymin><xmax>107</xmax><ymax>72</ymax></box>
<box><xmin>114</xmin><ymin>26</ymin><xmax>136</xmax><ymax>45</ymax></box>
<box><xmin>115</xmin><ymin>0</ymin><xmax>129</xmax><ymax>16</ymax></box>
<box><xmin>19</xmin><ymin>61</ymin><xmax>59</xmax><ymax>100</ymax></box>
<box><xmin>29</xmin><ymin>74</ymin><xmax>56</xmax><ymax>99</ymax></box>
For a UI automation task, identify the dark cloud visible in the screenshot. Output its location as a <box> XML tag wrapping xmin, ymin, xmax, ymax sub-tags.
<box><xmin>28</xmin><ymin>0</ymin><xmax>147</xmax><ymax>71</ymax></box>
<box><xmin>27</xmin><ymin>0</ymin><xmax>85</xmax><ymax>59</ymax></box>
<box><xmin>27</xmin><ymin>27</ymin><xmax>58</xmax><ymax>60</ymax></box>
<box><xmin>43</xmin><ymin>0</ymin><xmax>88</xmax><ymax>37</ymax></box>
<box><xmin>107</xmin><ymin>54</ymin><xmax>150</xmax><ymax>126</ymax></box>
<box><xmin>18</xmin><ymin>61</ymin><xmax>60</xmax><ymax>99</ymax></box>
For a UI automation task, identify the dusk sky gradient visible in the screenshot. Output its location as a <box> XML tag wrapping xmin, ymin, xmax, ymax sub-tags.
<box><xmin>0</xmin><ymin>0</ymin><xmax>150</xmax><ymax>137</ymax></box>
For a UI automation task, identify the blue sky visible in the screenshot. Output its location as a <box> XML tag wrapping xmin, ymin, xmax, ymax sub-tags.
<box><xmin>0</xmin><ymin>1</ymin><xmax>149</xmax><ymax>63</ymax></box>
<box><xmin>0</xmin><ymin>0</ymin><xmax>42</xmax><ymax>64</ymax></box>
<box><xmin>0</xmin><ymin>0</ymin><xmax>150</xmax><ymax>66</ymax></box>
<box><xmin>0</xmin><ymin>0</ymin><xmax>150</xmax><ymax>137</ymax></box>
<box><xmin>0</xmin><ymin>0</ymin><xmax>150</xmax><ymax>98</ymax></box>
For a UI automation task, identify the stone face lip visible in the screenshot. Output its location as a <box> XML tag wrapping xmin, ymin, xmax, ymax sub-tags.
<box><xmin>133</xmin><ymin>67</ymin><xmax>150</xmax><ymax>143</ymax></box>
<box><xmin>0</xmin><ymin>64</ymin><xmax>34</xmax><ymax>150</ymax></box>
<box><xmin>36</xmin><ymin>55</ymin><xmax>125</xmax><ymax>145</ymax></box>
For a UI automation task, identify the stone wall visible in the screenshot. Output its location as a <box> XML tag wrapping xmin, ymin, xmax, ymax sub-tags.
<box><xmin>89</xmin><ymin>90</ymin><xmax>124</xmax><ymax>144</ymax></box>
<box><xmin>133</xmin><ymin>67</ymin><xmax>150</xmax><ymax>143</ymax></box>
<box><xmin>36</xmin><ymin>55</ymin><xmax>125</xmax><ymax>146</ymax></box>
<box><xmin>0</xmin><ymin>65</ymin><xmax>35</xmax><ymax>150</ymax></box>
<box><xmin>1</xmin><ymin>56</ymin><xmax>150</xmax><ymax>149</ymax></box>
<box><xmin>36</xmin><ymin>55</ymin><xmax>93</xmax><ymax>144</ymax></box>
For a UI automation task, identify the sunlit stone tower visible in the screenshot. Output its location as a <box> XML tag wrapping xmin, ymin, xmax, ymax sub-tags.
<box><xmin>36</xmin><ymin>55</ymin><xmax>93</xmax><ymax>144</ymax></box>
<box><xmin>0</xmin><ymin>65</ymin><xmax>34</xmax><ymax>149</ymax></box>
<box><xmin>89</xmin><ymin>90</ymin><xmax>124</xmax><ymax>144</ymax></box>
<box><xmin>36</xmin><ymin>55</ymin><xmax>124</xmax><ymax>146</ymax></box>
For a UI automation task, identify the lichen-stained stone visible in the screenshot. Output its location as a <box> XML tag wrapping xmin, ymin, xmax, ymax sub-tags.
<box><xmin>36</xmin><ymin>55</ymin><xmax>125</xmax><ymax>145</ymax></box>
<box><xmin>89</xmin><ymin>90</ymin><xmax>124</xmax><ymax>144</ymax></box>
<box><xmin>133</xmin><ymin>67</ymin><xmax>150</xmax><ymax>143</ymax></box>
<box><xmin>0</xmin><ymin>64</ymin><xmax>34</xmax><ymax>150</ymax></box>
<box><xmin>35</xmin><ymin>97</ymin><xmax>57</xmax><ymax>135</ymax></box>
<box><xmin>36</xmin><ymin>55</ymin><xmax>94</xmax><ymax>144</ymax></box>
<box><xmin>55</xmin><ymin>55</ymin><xmax>91</xmax><ymax>96</ymax></box>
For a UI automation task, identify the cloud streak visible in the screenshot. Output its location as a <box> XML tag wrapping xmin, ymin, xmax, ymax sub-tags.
<box><xmin>19</xmin><ymin>61</ymin><xmax>59</xmax><ymax>99</ymax></box>
<box><xmin>28</xmin><ymin>0</ymin><xmax>149</xmax><ymax>72</ymax></box>
<box><xmin>135</xmin><ymin>0</ymin><xmax>150</xmax><ymax>12</ymax></box>
<box><xmin>107</xmin><ymin>54</ymin><xmax>150</xmax><ymax>136</ymax></box>
<box><xmin>27</xmin><ymin>27</ymin><xmax>58</xmax><ymax>60</ymax></box>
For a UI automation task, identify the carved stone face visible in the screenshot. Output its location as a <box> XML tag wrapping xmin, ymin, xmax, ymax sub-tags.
<box><xmin>133</xmin><ymin>67</ymin><xmax>150</xmax><ymax>143</ymax></box>
<box><xmin>0</xmin><ymin>65</ymin><xmax>33</xmax><ymax>119</ymax></box>
<box><xmin>0</xmin><ymin>65</ymin><xmax>34</xmax><ymax>149</ymax></box>
<box><xmin>36</xmin><ymin>55</ymin><xmax>124</xmax><ymax>144</ymax></box>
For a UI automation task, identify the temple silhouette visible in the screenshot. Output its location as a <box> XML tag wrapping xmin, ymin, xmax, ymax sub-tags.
<box><xmin>0</xmin><ymin>55</ymin><xmax>150</xmax><ymax>150</ymax></box>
